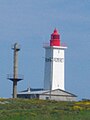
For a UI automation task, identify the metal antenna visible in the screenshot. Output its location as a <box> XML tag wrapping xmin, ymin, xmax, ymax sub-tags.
<box><xmin>8</xmin><ymin>43</ymin><xmax>23</xmax><ymax>98</ymax></box>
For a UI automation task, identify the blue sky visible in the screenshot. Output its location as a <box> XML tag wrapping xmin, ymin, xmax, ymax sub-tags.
<box><xmin>0</xmin><ymin>0</ymin><xmax>90</xmax><ymax>100</ymax></box>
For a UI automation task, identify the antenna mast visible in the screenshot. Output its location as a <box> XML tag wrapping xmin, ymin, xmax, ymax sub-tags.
<box><xmin>8</xmin><ymin>43</ymin><xmax>23</xmax><ymax>98</ymax></box>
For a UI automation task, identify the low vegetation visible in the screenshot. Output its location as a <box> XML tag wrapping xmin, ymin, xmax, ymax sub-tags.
<box><xmin>0</xmin><ymin>98</ymin><xmax>90</xmax><ymax>120</ymax></box>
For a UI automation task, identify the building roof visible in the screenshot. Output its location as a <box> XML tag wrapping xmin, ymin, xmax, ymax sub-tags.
<box><xmin>18</xmin><ymin>88</ymin><xmax>77</xmax><ymax>97</ymax></box>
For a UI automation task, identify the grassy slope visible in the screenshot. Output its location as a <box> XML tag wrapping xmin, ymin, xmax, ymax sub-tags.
<box><xmin>0</xmin><ymin>98</ymin><xmax>90</xmax><ymax>120</ymax></box>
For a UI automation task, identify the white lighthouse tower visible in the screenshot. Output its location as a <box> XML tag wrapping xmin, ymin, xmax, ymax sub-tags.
<box><xmin>44</xmin><ymin>29</ymin><xmax>67</xmax><ymax>91</ymax></box>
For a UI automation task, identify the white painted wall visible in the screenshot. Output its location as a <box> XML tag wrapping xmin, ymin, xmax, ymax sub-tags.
<box><xmin>44</xmin><ymin>46</ymin><xmax>67</xmax><ymax>90</ymax></box>
<box><xmin>39</xmin><ymin>95</ymin><xmax>76</xmax><ymax>101</ymax></box>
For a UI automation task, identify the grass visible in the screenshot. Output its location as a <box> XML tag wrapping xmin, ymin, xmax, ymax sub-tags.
<box><xmin>0</xmin><ymin>98</ymin><xmax>90</xmax><ymax>120</ymax></box>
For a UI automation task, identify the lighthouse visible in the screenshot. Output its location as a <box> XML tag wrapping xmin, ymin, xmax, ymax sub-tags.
<box><xmin>44</xmin><ymin>29</ymin><xmax>67</xmax><ymax>91</ymax></box>
<box><xmin>17</xmin><ymin>29</ymin><xmax>77</xmax><ymax>101</ymax></box>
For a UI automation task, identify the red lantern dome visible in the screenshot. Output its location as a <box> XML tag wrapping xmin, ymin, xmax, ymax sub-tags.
<box><xmin>50</xmin><ymin>29</ymin><xmax>60</xmax><ymax>46</ymax></box>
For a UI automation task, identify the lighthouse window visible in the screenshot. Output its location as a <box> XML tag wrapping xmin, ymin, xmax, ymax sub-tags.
<box><xmin>58</xmin><ymin>50</ymin><xmax>60</xmax><ymax>53</ymax></box>
<box><xmin>52</xmin><ymin>35</ymin><xmax>59</xmax><ymax>39</ymax></box>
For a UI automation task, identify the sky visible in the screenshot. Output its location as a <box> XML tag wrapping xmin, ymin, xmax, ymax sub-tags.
<box><xmin>0</xmin><ymin>0</ymin><xmax>90</xmax><ymax>100</ymax></box>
